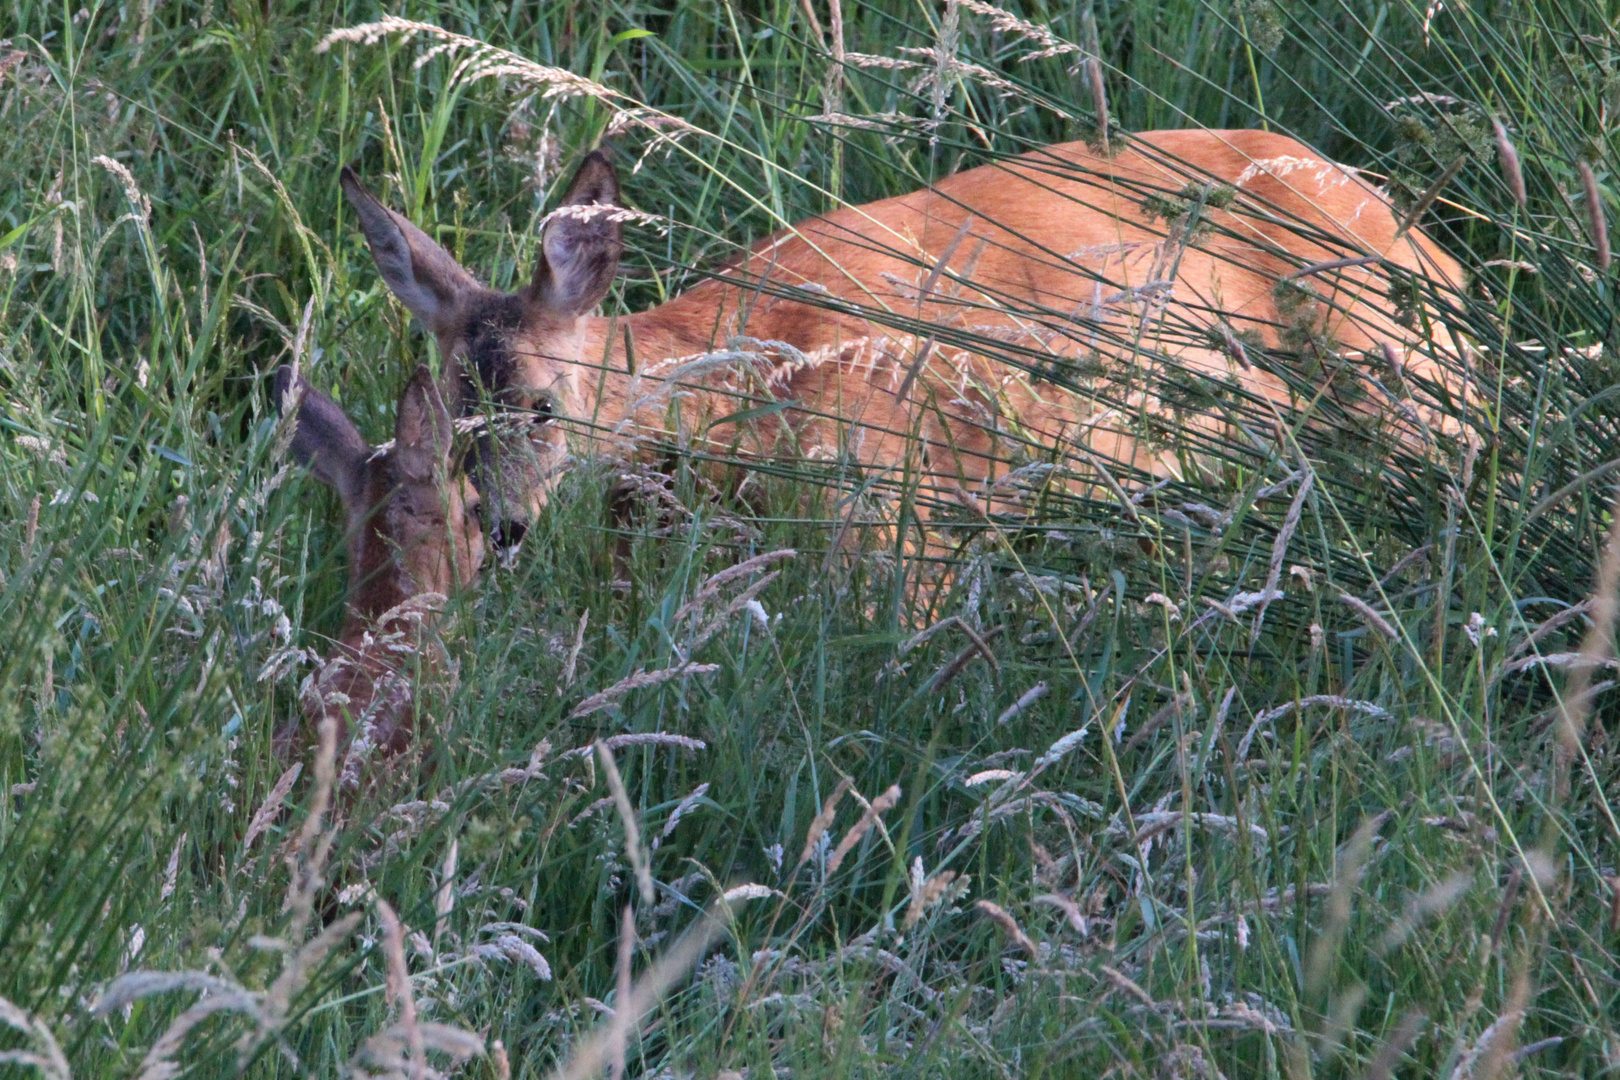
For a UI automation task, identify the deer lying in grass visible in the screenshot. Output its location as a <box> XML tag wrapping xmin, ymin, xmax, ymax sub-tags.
<box><xmin>339</xmin><ymin>129</ymin><xmax>1472</xmax><ymax>548</ymax></box>
<box><xmin>273</xmin><ymin>364</ymin><xmax>483</xmax><ymax>778</ymax></box>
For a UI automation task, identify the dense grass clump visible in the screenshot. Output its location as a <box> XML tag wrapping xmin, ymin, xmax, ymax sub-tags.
<box><xmin>2</xmin><ymin>0</ymin><xmax>1619</xmax><ymax>1076</ymax></box>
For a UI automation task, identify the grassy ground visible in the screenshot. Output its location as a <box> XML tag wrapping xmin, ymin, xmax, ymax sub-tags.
<box><xmin>2</xmin><ymin>0</ymin><xmax>1619</xmax><ymax>1076</ymax></box>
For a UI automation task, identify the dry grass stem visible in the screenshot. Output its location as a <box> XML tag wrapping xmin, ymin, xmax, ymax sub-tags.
<box><xmin>1098</xmin><ymin>964</ymin><xmax>1155</xmax><ymax>1007</ymax></box>
<box><xmin>1033</xmin><ymin>892</ymin><xmax>1088</xmax><ymax>935</ymax></box>
<box><xmin>796</xmin><ymin>778</ymin><xmax>852</xmax><ymax>871</ymax></box>
<box><xmin>1448</xmin><ymin>970</ymin><xmax>1529</xmax><ymax>1080</ymax></box>
<box><xmin>160</xmin><ymin>833</ymin><xmax>186</xmax><ymax>901</ymax></box>
<box><xmin>547</xmin><ymin>912</ymin><xmax>724</xmax><ymax>1080</ymax></box>
<box><xmin>1363</xmin><ymin>1010</ymin><xmax>1427</xmax><ymax>1080</ymax></box>
<box><xmin>319</xmin><ymin>17</ymin><xmax>622</xmax><ymax>103</ymax></box>
<box><xmin>1031</xmin><ymin>720</ymin><xmax>1095</xmax><ymax>774</ymax></box>
<box><xmin>434</xmin><ymin>839</ymin><xmax>458</xmax><ymax>947</ymax></box>
<box><xmin>1381</xmin><ymin>871</ymin><xmax>1474</xmax><ymax>949</ymax></box>
<box><xmin>1508</xmin><ymin>599</ymin><xmax>1593</xmax><ymax>659</ymax></box>
<box><xmin>825</xmin><ymin>784</ymin><xmax>901</xmax><ymax>875</ymax></box>
<box><xmin>562</xmin><ymin>610</ymin><xmax>588</xmax><ymax>689</ymax></box>
<box><xmin>1107</xmin><ymin>810</ymin><xmax>1268</xmax><ymax>844</ymax></box>
<box><xmin>138</xmin><ymin>991</ymin><xmax>261</xmax><ymax>1080</ymax></box>
<box><xmin>261</xmin><ymin>912</ymin><xmax>364</xmax><ymax>1047</ymax></box>
<box><xmin>653</xmin><ymin>782</ymin><xmax>711</xmax><ymax>850</ymax></box>
<box><xmin>1336</xmin><ymin>589</ymin><xmax>1401</xmax><ymax>640</ymax></box>
<box><xmin>671</xmin><ymin>549</ymin><xmax>797</xmax><ymax>624</ymax></box>
<box><xmin>241</xmin><ymin>764</ymin><xmax>300</xmax><ymax>857</ymax></box>
<box><xmin>1397</xmin><ymin>154</ymin><xmax>1467</xmax><ymax>238</ymax></box>
<box><xmin>91</xmin><ymin>154</ymin><xmax>153</xmax><ymax>219</ymax></box>
<box><xmin>22</xmin><ymin>495</ymin><xmax>40</xmax><ymax>549</ymax></box>
<box><xmin>569</xmin><ymin>664</ymin><xmax>720</xmax><ymax>719</ymax></box>
<box><xmin>1497</xmin><ymin>650</ymin><xmax>1620</xmax><ymax>676</ymax></box>
<box><xmin>685</xmin><ymin>571</ymin><xmax>784</xmax><ymax>656</ymax></box>
<box><xmin>1492</xmin><ymin>117</ymin><xmax>1527</xmax><ymax>209</ymax></box>
<box><xmin>609</xmin><ymin>904</ymin><xmax>634</xmax><ymax>1080</ymax></box>
<box><xmin>923</xmin><ymin>626</ymin><xmax>1004</xmax><ymax>692</ymax></box>
<box><xmin>376</xmin><ymin>899</ymin><xmax>424</xmax><ymax>1079</ymax></box>
<box><xmin>1488</xmin><ymin>867</ymin><xmax>1523</xmax><ymax>953</ymax></box>
<box><xmin>1579</xmin><ymin>158</ymin><xmax>1611</xmax><ymax>271</ymax></box>
<box><xmin>285</xmin><ymin>717</ymin><xmax>339</xmax><ymax>931</ymax></box>
<box><xmin>1547</xmin><ymin>478</ymin><xmax>1620</xmax><ymax>827</ymax></box>
<box><xmin>597</xmin><ymin>742</ymin><xmax>656</xmax><ymax>906</ymax></box>
<box><xmin>1237</xmin><ymin>696</ymin><xmax>1391</xmax><ymax>759</ymax></box>
<box><xmin>974</xmin><ymin>900</ymin><xmax>1038</xmax><ymax>957</ymax></box>
<box><xmin>904</xmin><ymin>865</ymin><xmax>960</xmax><ymax>930</ymax></box>
<box><xmin>996</xmin><ymin>681</ymin><xmax>1048</xmax><ymax>725</ymax></box>
<box><xmin>0</xmin><ymin>996</ymin><xmax>71</xmax><ymax>1080</ymax></box>
<box><xmin>561</xmin><ymin>732</ymin><xmax>707</xmax><ymax>757</ymax></box>
<box><xmin>721</xmin><ymin>883</ymin><xmax>776</xmax><ymax>903</ymax></box>
<box><xmin>1252</xmin><ymin>468</ymin><xmax>1313</xmax><ymax>642</ymax></box>
<box><xmin>956</xmin><ymin>0</ymin><xmax>1079</xmax><ymax>59</ymax></box>
<box><xmin>1305</xmin><ymin>816</ymin><xmax>1380</xmax><ymax>1001</ymax></box>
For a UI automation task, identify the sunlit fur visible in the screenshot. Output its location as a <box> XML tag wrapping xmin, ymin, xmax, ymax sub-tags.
<box><xmin>343</xmin><ymin>129</ymin><xmax>1473</xmax><ymax>543</ymax></box>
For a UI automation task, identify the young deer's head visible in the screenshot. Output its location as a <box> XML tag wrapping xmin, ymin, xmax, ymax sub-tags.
<box><xmin>339</xmin><ymin>154</ymin><xmax>624</xmax><ymax>549</ymax></box>
<box><xmin>274</xmin><ymin>364</ymin><xmax>483</xmax><ymax>765</ymax></box>
<box><xmin>274</xmin><ymin>364</ymin><xmax>484</xmax><ymax>622</ymax></box>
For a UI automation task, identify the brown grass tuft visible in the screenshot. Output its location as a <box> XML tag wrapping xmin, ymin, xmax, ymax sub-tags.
<box><xmin>825</xmin><ymin>784</ymin><xmax>901</xmax><ymax>875</ymax></box>
<box><xmin>974</xmin><ymin>899</ymin><xmax>1038</xmax><ymax>957</ymax></box>
<box><xmin>796</xmin><ymin>778</ymin><xmax>852</xmax><ymax>871</ymax></box>
<box><xmin>1579</xmin><ymin>158</ymin><xmax>1611</xmax><ymax>271</ymax></box>
<box><xmin>1491</xmin><ymin>117</ymin><xmax>1527</xmax><ymax>210</ymax></box>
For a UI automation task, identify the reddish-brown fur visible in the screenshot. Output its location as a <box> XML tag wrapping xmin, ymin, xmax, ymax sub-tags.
<box><xmin>342</xmin><ymin>129</ymin><xmax>1472</xmax><ymax>542</ymax></box>
<box><xmin>273</xmin><ymin>364</ymin><xmax>483</xmax><ymax>777</ymax></box>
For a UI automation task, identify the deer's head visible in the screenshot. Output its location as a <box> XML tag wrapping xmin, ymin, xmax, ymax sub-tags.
<box><xmin>275</xmin><ymin>363</ymin><xmax>484</xmax><ymax>616</ymax></box>
<box><xmin>339</xmin><ymin>154</ymin><xmax>624</xmax><ymax>549</ymax></box>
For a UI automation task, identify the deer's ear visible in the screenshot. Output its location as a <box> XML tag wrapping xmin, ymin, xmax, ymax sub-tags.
<box><xmin>526</xmin><ymin>150</ymin><xmax>623</xmax><ymax>318</ymax></box>
<box><xmin>394</xmin><ymin>365</ymin><xmax>454</xmax><ymax>480</ymax></box>
<box><xmin>341</xmin><ymin>166</ymin><xmax>481</xmax><ymax>334</ymax></box>
<box><xmin>274</xmin><ymin>366</ymin><xmax>369</xmax><ymax>504</ymax></box>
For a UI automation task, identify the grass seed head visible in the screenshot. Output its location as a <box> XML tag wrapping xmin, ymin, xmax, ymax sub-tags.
<box><xmin>796</xmin><ymin>778</ymin><xmax>852</xmax><ymax>871</ymax></box>
<box><xmin>825</xmin><ymin>784</ymin><xmax>901</xmax><ymax>875</ymax></box>
<box><xmin>975</xmin><ymin>900</ymin><xmax>1038</xmax><ymax>957</ymax></box>
<box><xmin>1579</xmin><ymin>158</ymin><xmax>1611</xmax><ymax>272</ymax></box>
<box><xmin>1491</xmin><ymin>116</ymin><xmax>1527</xmax><ymax>209</ymax></box>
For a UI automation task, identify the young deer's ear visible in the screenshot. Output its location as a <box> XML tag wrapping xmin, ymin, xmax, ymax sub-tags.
<box><xmin>394</xmin><ymin>365</ymin><xmax>455</xmax><ymax>480</ymax></box>
<box><xmin>341</xmin><ymin>166</ymin><xmax>481</xmax><ymax>335</ymax></box>
<box><xmin>274</xmin><ymin>366</ymin><xmax>369</xmax><ymax>504</ymax></box>
<box><xmin>527</xmin><ymin>150</ymin><xmax>623</xmax><ymax>318</ymax></box>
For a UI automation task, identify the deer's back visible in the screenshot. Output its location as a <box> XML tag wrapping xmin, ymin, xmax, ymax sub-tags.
<box><xmin>612</xmin><ymin>130</ymin><xmax>1464</xmax><ymax>488</ymax></box>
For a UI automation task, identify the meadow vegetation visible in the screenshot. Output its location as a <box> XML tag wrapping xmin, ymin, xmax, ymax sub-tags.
<box><xmin>2</xmin><ymin>0</ymin><xmax>1619</xmax><ymax>1076</ymax></box>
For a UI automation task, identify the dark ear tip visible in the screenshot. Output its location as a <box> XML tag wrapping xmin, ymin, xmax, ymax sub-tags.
<box><xmin>573</xmin><ymin>149</ymin><xmax>620</xmax><ymax>194</ymax></box>
<box><xmin>339</xmin><ymin>164</ymin><xmax>371</xmax><ymax>202</ymax></box>
<box><xmin>402</xmin><ymin>364</ymin><xmax>448</xmax><ymax>411</ymax></box>
<box><xmin>404</xmin><ymin>363</ymin><xmax>437</xmax><ymax>394</ymax></box>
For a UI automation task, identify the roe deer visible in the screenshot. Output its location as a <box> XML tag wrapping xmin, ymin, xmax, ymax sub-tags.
<box><xmin>273</xmin><ymin>364</ymin><xmax>483</xmax><ymax>778</ymax></box>
<box><xmin>340</xmin><ymin>129</ymin><xmax>1472</xmax><ymax>547</ymax></box>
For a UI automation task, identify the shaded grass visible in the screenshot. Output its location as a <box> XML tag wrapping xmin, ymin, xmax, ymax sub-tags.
<box><xmin>2</xmin><ymin>0</ymin><xmax>1620</xmax><ymax>1077</ymax></box>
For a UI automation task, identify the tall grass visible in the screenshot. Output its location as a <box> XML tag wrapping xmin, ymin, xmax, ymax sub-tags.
<box><xmin>1</xmin><ymin>0</ymin><xmax>1617</xmax><ymax>1076</ymax></box>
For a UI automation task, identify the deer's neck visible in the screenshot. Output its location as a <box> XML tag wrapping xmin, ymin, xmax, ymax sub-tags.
<box><xmin>574</xmin><ymin>280</ymin><xmax>746</xmax><ymax>409</ymax></box>
<box><xmin>339</xmin><ymin>506</ymin><xmax>412</xmax><ymax>647</ymax></box>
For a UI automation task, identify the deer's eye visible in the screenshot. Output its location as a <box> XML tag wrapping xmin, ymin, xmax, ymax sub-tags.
<box><xmin>531</xmin><ymin>396</ymin><xmax>554</xmax><ymax>423</ymax></box>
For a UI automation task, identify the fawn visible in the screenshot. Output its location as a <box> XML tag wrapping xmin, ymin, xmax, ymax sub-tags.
<box><xmin>274</xmin><ymin>364</ymin><xmax>483</xmax><ymax>779</ymax></box>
